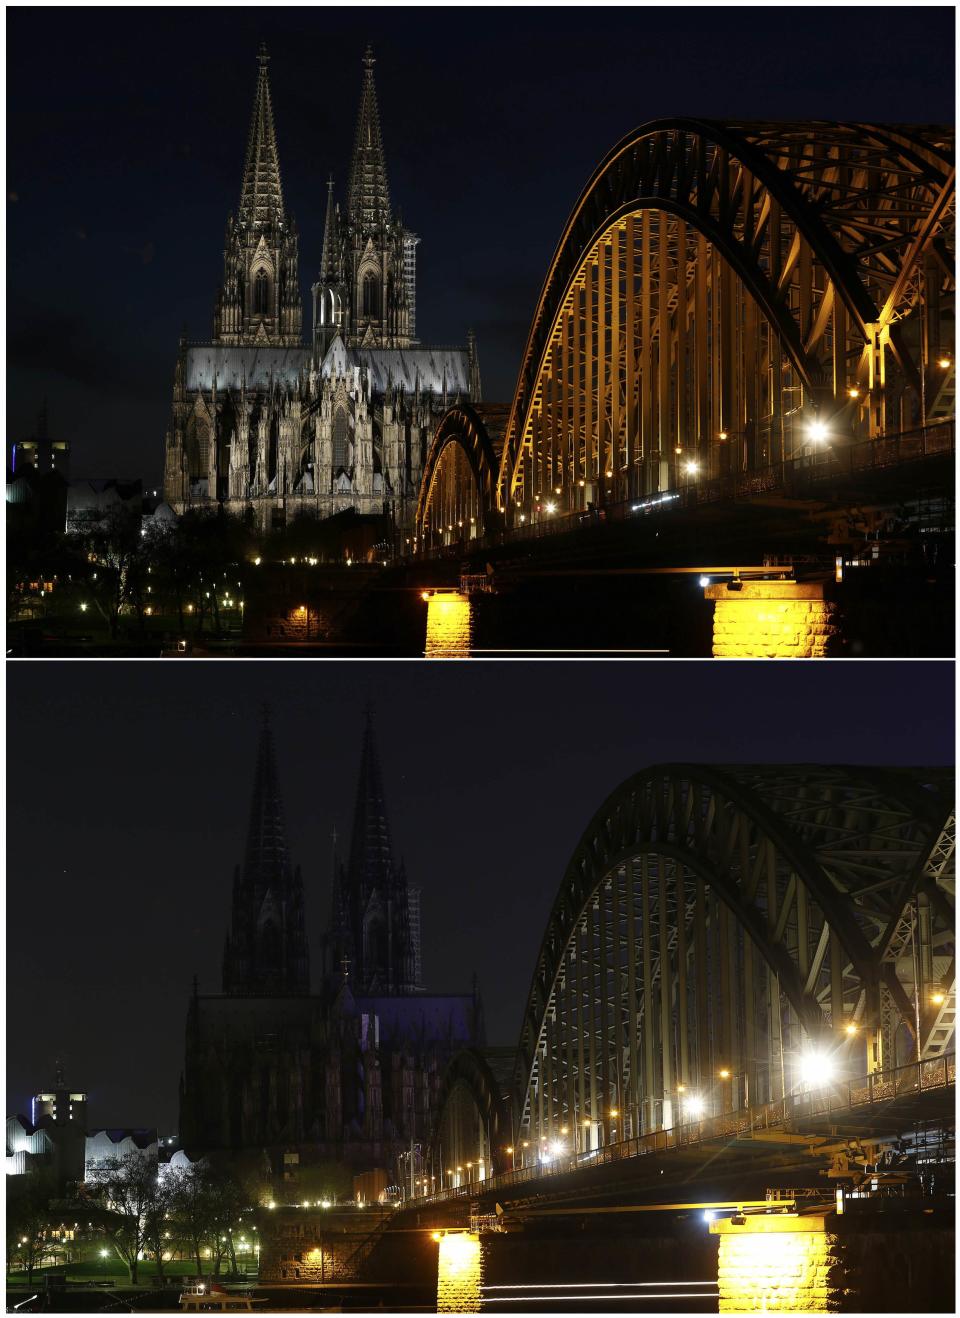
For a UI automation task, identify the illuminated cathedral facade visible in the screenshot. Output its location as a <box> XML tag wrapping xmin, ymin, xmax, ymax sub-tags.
<box><xmin>163</xmin><ymin>46</ymin><xmax>480</xmax><ymax>530</ymax></box>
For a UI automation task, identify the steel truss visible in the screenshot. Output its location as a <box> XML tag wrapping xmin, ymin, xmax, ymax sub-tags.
<box><xmin>458</xmin><ymin>119</ymin><xmax>954</xmax><ymax>527</ymax></box>
<box><xmin>510</xmin><ymin>765</ymin><xmax>954</xmax><ymax>1153</ymax></box>
<box><xmin>415</xmin><ymin>403</ymin><xmax>505</xmax><ymax>549</ymax></box>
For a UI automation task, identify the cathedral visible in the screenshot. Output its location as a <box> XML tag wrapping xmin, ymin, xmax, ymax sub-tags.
<box><xmin>178</xmin><ymin>713</ymin><xmax>481</xmax><ymax>1180</ymax></box>
<box><xmin>163</xmin><ymin>45</ymin><xmax>480</xmax><ymax>530</ymax></box>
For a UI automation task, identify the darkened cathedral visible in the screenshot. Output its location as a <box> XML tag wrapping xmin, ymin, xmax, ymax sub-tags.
<box><xmin>163</xmin><ymin>45</ymin><xmax>480</xmax><ymax>529</ymax></box>
<box><xmin>178</xmin><ymin>716</ymin><xmax>482</xmax><ymax>1180</ymax></box>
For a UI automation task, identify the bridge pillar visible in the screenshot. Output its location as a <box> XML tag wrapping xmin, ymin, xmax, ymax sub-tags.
<box><xmin>423</xmin><ymin>592</ymin><xmax>474</xmax><ymax>657</ymax></box>
<box><xmin>436</xmin><ymin>1230</ymin><xmax>483</xmax><ymax>1313</ymax></box>
<box><xmin>710</xmin><ymin>1212</ymin><xmax>841</xmax><ymax>1312</ymax></box>
<box><xmin>704</xmin><ymin>581</ymin><xmax>841</xmax><ymax>658</ymax></box>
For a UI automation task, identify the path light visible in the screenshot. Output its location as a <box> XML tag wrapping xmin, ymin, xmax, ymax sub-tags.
<box><xmin>807</xmin><ymin>418</ymin><xmax>829</xmax><ymax>443</ymax></box>
<box><xmin>683</xmin><ymin>1094</ymin><xmax>706</xmax><ymax>1120</ymax></box>
<box><xmin>684</xmin><ymin>461</ymin><xmax>699</xmax><ymax>475</ymax></box>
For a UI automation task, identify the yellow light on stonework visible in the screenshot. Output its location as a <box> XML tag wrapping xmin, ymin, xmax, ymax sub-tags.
<box><xmin>306</xmin><ymin>1247</ymin><xmax>323</xmax><ymax>1263</ymax></box>
<box><xmin>436</xmin><ymin>1231</ymin><xmax>482</xmax><ymax>1311</ymax></box>
<box><xmin>711</xmin><ymin>1215</ymin><xmax>833</xmax><ymax>1312</ymax></box>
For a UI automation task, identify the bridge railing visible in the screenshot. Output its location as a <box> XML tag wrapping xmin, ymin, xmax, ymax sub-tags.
<box><xmin>414</xmin><ymin>419</ymin><xmax>954</xmax><ymax>560</ymax></box>
<box><xmin>410</xmin><ymin>1053</ymin><xmax>954</xmax><ymax>1208</ymax></box>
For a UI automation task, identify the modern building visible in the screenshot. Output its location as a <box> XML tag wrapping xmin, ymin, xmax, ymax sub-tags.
<box><xmin>11</xmin><ymin>404</ymin><xmax>70</xmax><ymax>480</ymax></box>
<box><xmin>178</xmin><ymin>713</ymin><xmax>480</xmax><ymax>1182</ymax></box>
<box><xmin>163</xmin><ymin>45</ymin><xmax>480</xmax><ymax>531</ymax></box>
<box><xmin>5</xmin><ymin>1062</ymin><xmax>158</xmax><ymax>1190</ymax></box>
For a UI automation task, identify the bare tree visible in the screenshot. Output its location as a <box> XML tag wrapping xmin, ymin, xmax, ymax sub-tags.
<box><xmin>87</xmin><ymin>1151</ymin><xmax>158</xmax><ymax>1285</ymax></box>
<box><xmin>6</xmin><ymin>1171</ymin><xmax>56</xmax><ymax>1284</ymax></box>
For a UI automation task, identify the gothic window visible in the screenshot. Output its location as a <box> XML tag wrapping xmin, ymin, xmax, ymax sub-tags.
<box><xmin>254</xmin><ymin>268</ymin><xmax>269</xmax><ymax>316</ymax></box>
<box><xmin>362</xmin><ymin>272</ymin><xmax>380</xmax><ymax>319</ymax></box>
<box><xmin>333</xmin><ymin>409</ymin><xmax>348</xmax><ymax>470</ymax></box>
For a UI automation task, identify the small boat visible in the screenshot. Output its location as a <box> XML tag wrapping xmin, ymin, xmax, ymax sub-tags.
<box><xmin>179</xmin><ymin>1283</ymin><xmax>264</xmax><ymax>1312</ymax></box>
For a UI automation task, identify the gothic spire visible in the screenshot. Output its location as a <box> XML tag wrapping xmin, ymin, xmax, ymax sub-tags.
<box><xmin>347</xmin><ymin>46</ymin><xmax>391</xmax><ymax>229</ymax></box>
<box><xmin>223</xmin><ymin>710</ymin><xmax>310</xmax><ymax>996</ymax></box>
<box><xmin>238</xmin><ymin>43</ymin><xmax>285</xmax><ymax>230</ymax></box>
<box><xmin>347</xmin><ymin>706</ymin><xmax>394</xmax><ymax>896</ymax></box>
<box><xmin>320</xmin><ymin>174</ymin><xmax>337</xmax><ymax>281</ymax></box>
<box><xmin>244</xmin><ymin>706</ymin><xmax>290</xmax><ymax>886</ymax></box>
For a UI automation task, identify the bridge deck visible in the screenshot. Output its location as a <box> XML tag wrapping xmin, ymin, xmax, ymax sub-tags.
<box><xmin>409</xmin><ymin>1054</ymin><xmax>955</xmax><ymax>1214</ymax></box>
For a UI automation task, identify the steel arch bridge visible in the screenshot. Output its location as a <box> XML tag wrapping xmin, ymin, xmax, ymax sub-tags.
<box><xmin>414</xmin><ymin>403</ymin><xmax>506</xmax><ymax>548</ymax></box>
<box><xmin>416</xmin><ymin>119</ymin><xmax>954</xmax><ymax>549</ymax></box>
<box><xmin>431</xmin><ymin>764</ymin><xmax>954</xmax><ymax>1174</ymax></box>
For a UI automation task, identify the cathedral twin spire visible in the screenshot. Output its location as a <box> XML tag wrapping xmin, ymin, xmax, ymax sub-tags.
<box><xmin>346</xmin><ymin>46</ymin><xmax>392</xmax><ymax>230</ymax></box>
<box><xmin>238</xmin><ymin>44</ymin><xmax>286</xmax><ymax>231</ymax></box>
<box><xmin>223</xmin><ymin>711</ymin><xmax>421</xmax><ymax>1000</ymax></box>
<box><xmin>222</xmin><ymin>711</ymin><xmax>310</xmax><ymax>995</ymax></box>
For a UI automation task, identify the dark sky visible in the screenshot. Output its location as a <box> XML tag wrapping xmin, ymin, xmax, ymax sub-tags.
<box><xmin>7</xmin><ymin>6</ymin><xmax>955</xmax><ymax>487</ymax></box>
<box><xmin>6</xmin><ymin>660</ymin><xmax>954</xmax><ymax>1131</ymax></box>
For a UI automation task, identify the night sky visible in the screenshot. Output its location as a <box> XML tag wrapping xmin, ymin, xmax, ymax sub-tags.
<box><xmin>6</xmin><ymin>660</ymin><xmax>954</xmax><ymax>1131</ymax></box>
<box><xmin>7</xmin><ymin>6</ymin><xmax>955</xmax><ymax>486</ymax></box>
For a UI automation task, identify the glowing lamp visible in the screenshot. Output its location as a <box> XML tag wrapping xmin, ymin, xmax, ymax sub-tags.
<box><xmin>937</xmin><ymin>356</ymin><xmax>952</xmax><ymax>369</ymax></box>
<box><xmin>847</xmin><ymin>387</ymin><xmax>860</xmax><ymax>399</ymax></box>
<box><xmin>683</xmin><ymin>1095</ymin><xmax>707</xmax><ymax>1120</ymax></box>
<box><xmin>684</xmin><ymin>461</ymin><xmax>699</xmax><ymax>475</ymax></box>
<box><xmin>931</xmin><ymin>991</ymin><xmax>946</xmax><ymax>1006</ymax></box>
<box><xmin>718</xmin><ymin>1068</ymin><xmax>731</xmax><ymax>1080</ymax></box>
<box><xmin>807</xmin><ymin>418</ymin><xmax>830</xmax><ymax>443</ymax></box>
<box><xmin>798</xmin><ymin>1048</ymin><xmax>835</xmax><ymax>1089</ymax></box>
<box><xmin>718</xmin><ymin>430</ymin><xmax>728</xmax><ymax>441</ymax></box>
<box><xmin>845</xmin><ymin>1023</ymin><xmax>858</xmax><ymax>1036</ymax></box>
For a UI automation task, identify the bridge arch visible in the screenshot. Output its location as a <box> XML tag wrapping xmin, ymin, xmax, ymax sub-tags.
<box><xmin>497</xmin><ymin>119</ymin><xmax>955</xmax><ymax>521</ymax></box>
<box><xmin>415</xmin><ymin>403</ymin><xmax>507</xmax><ymax>550</ymax></box>
<box><xmin>431</xmin><ymin>1047</ymin><xmax>514</xmax><ymax>1189</ymax></box>
<box><xmin>514</xmin><ymin>764</ymin><xmax>954</xmax><ymax>1153</ymax></box>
